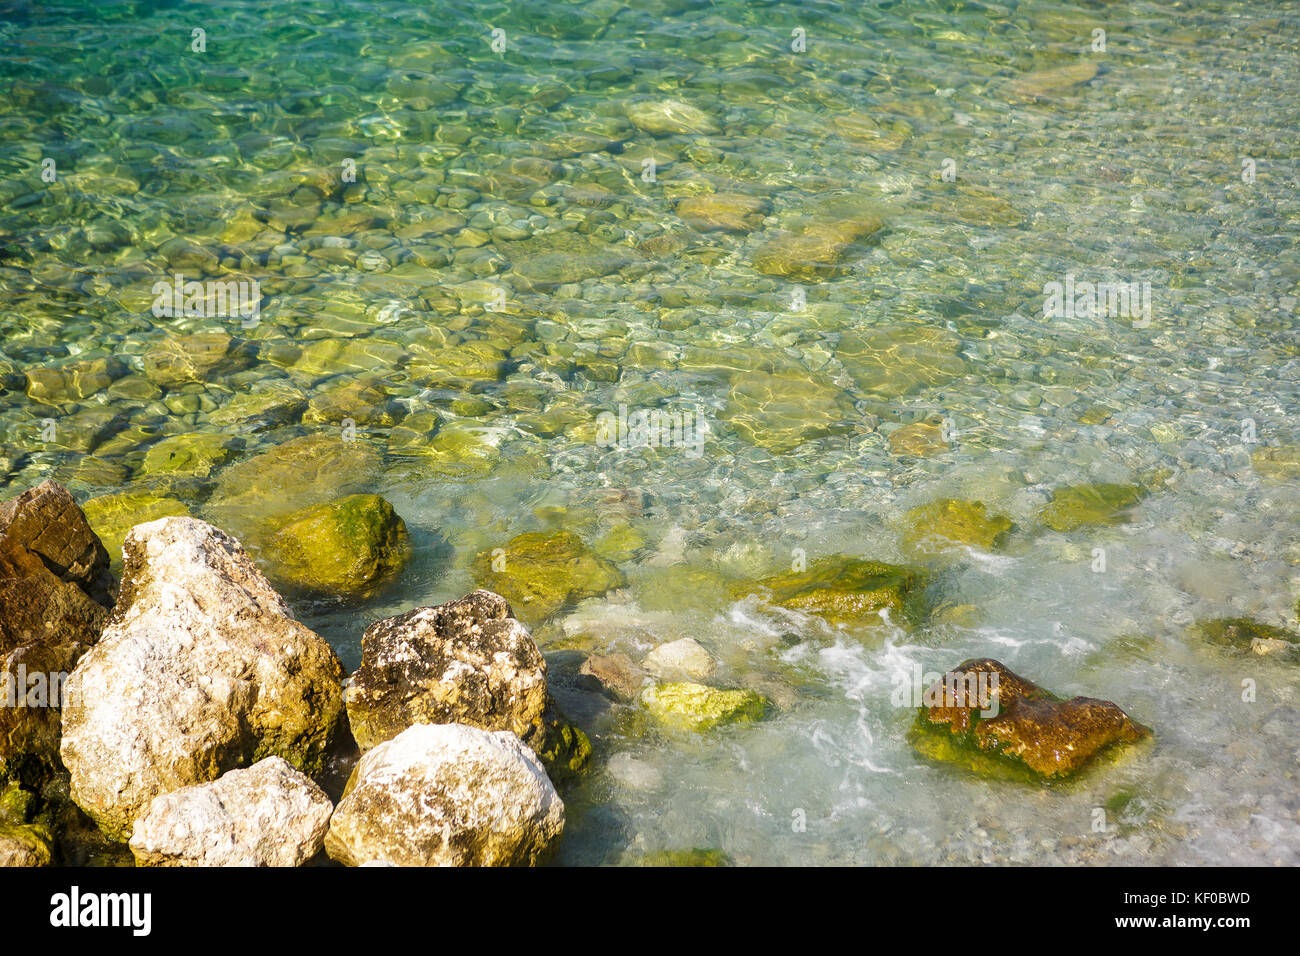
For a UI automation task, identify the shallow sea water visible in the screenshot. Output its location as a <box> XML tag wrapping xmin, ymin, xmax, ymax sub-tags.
<box><xmin>1</xmin><ymin>0</ymin><xmax>1298</xmax><ymax>865</ymax></box>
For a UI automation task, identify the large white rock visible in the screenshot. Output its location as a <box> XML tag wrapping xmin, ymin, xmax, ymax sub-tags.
<box><xmin>325</xmin><ymin>723</ymin><xmax>564</xmax><ymax>867</ymax></box>
<box><xmin>61</xmin><ymin>517</ymin><xmax>344</xmax><ymax>841</ymax></box>
<box><xmin>129</xmin><ymin>757</ymin><xmax>333</xmax><ymax>867</ymax></box>
<box><xmin>643</xmin><ymin>637</ymin><xmax>715</xmax><ymax>680</ymax></box>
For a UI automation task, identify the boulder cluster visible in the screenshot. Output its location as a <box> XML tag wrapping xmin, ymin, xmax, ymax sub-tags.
<box><xmin>1</xmin><ymin>481</ymin><xmax>580</xmax><ymax>867</ymax></box>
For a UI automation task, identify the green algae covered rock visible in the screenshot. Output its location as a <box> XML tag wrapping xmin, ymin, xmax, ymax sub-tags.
<box><xmin>1189</xmin><ymin>618</ymin><xmax>1300</xmax><ymax>660</ymax></box>
<box><xmin>83</xmin><ymin>492</ymin><xmax>189</xmax><ymax>572</ymax></box>
<box><xmin>264</xmin><ymin>494</ymin><xmax>410</xmax><ymax>600</ymax></box>
<box><xmin>140</xmin><ymin>432</ymin><xmax>240</xmax><ymax>478</ymax></box>
<box><xmin>909</xmin><ymin>658</ymin><xmax>1150</xmax><ymax>781</ymax></box>
<box><xmin>474</xmin><ymin>530</ymin><xmax>625</xmax><ymax>625</ymax></box>
<box><xmin>641</xmin><ymin>681</ymin><xmax>768</xmax><ymax>733</ymax></box>
<box><xmin>1038</xmin><ymin>483</ymin><xmax>1144</xmax><ymax>532</ymax></box>
<box><xmin>206</xmin><ymin>433</ymin><xmax>382</xmax><ymax>540</ymax></box>
<box><xmin>738</xmin><ymin>555</ymin><xmax>930</xmax><ymax>627</ymax></box>
<box><xmin>903</xmin><ymin>498</ymin><xmax>1015</xmax><ymax>555</ymax></box>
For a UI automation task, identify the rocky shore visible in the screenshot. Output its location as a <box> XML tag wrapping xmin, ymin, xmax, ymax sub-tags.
<box><xmin>2</xmin><ymin>478</ymin><xmax>1296</xmax><ymax>866</ymax></box>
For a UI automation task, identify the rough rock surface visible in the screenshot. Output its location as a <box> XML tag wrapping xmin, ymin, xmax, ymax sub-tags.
<box><xmin>344</xmin><ymin>590</ymin><xmax>590</xmax><ymax>779</ymax></box>
<box><xmin>643</xmin><ymin>638</ymin><xmax>716</xmax><ymax>680</ymax></box>
<box><xmin>324</xmin><ymin>723</ymin><xmax>565</xmax><ymax>867</ymax></box>
<box><xmin>910</xmin><ymin>658</ymin><xmax>1150</xmax><ymax>779</ymax></box>
<box><xmin>61</xmin><ymin>517</ymin><xmax>345</xmax><ymax>840</ymax></box>
<box><xmin>0</xmin><ymin>481</ymin><xmax>115</xmax><ymax>786</ymax></box>
<box><xmin>129</xmin><ymin>757</ymin><xmax>333</xmax><ymax>867</ymax></box>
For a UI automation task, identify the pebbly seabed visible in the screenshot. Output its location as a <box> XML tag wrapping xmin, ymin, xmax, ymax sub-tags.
<box><xmin>0</xmin><ymin>0</ymin><xmax>1298</xmax><ymax>867</ymax></box>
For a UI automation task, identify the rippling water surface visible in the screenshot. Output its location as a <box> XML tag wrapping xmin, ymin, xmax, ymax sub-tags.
<box><xmin>2</xmin><ymin>0</ymin><xmax>1298</xmax><ymax>865</ymax></box>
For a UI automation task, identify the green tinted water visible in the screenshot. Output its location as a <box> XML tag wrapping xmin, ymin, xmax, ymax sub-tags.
<box><xmin>1</xmin><ymin>0</ymin><xmax>1297</xmax><ymax>864</ymax></box>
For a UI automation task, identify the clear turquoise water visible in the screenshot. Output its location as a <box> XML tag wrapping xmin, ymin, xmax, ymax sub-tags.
<box><xmin>1</xmin><ymin>0</ymin><xmax>1298</xmax><ymax>865</ymax></box>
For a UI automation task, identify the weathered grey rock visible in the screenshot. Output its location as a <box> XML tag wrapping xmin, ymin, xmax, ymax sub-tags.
<box><xmin>61</xmin><ymin>517</ymin><xmax>344</xmax><ymax>841</ymax></box>
<box><xmin>324</xmin><ymin>723</ymin><xmax>565</xmax><ymax>867</ymax></box>
<box><xmin>643</xmin><ymin>637</ymin><xmax>716</xmax><ymax>681</ymax></box>
<box><xmin>0</xmin><ymin>481</ymin><xmax>114</xmax><ymax>786</ymax></box>
<box><xmin>129</xmin><ymin>757</ymin><xmax>333</xmax><ymax>867</ymax></box>
<box><xmin>344</xmin><ymin>590</ymin><xmax>590</xmax><ymax>780</ymax></box>
<box><xmin>577</xmin><ymin>652</ymin><xmax>646</xmax><ymax>702</ymax></box>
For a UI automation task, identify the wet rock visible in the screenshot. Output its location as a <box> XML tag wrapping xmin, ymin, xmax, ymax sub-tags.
<box><xmin>722</xmin><ymin>369</ymin><xmax>854</xmax><ymax>453</ymax></box>
<box><xmin>836</xmin><ymin>111</ymin><xmax>912</xmax><ymax>151</ymax></box>
<box><xmin>344</xmin><ymin>590</ymin><xmax>590</xmax><ymax>779</ymax></box>
<box><xmin>888</xmin><ymin>421</ymin><xmax>950</xmax><ymax>457</ymax></box>
<box><xmin>263</xmin><ymin>494</ymin><xmax>410</xmax><ymax>601</ymax></box>
<box><xmin>406</xmin><ymin>341</ymin><xmax>508</xmax><ymax>391</ymax></box>
<box><xmin>1190</xmin><ymin>618</ymin><xmax>1300</xmax><ymax>660</ymax></box>
<box><xmin>324</xmin><ymin>723</ymin><xmax>564</xmax><ymax>867</ymax></box>
<box><xmin>1004</xmin><ymin>60</ymin><xmax>1099</xmax><ymax>101</ymax></box>
<box><xmin>578</xmin><ymin>653</ymin><xmax>646</xmax><ymax>702</ymax></box>
<box><xmin>946</xmin><ymin>184</ymin><xmax>1024</xmax><ymax>226</ymax></box>
<box><xmin>738</xmin><ymin>555</ymin><xmax>930</xmax><ymax>627</ymax></box>
<box><xmin>909</xmin><ymin>658</ymin><xmax>1149</xmax><ymax>780</ymax></box>
<box><xmin>626</xmin><ymin>99</ymin><xmax>719</xmax><ymax>136</ymax></box>
<box><xmin>61</xmin><ymin>517</ymin><xmax>345</xmax><ymax>840</ymax></box>
<box><xmin>82</xmin><ymin>492</ymin><xmax>188</xmax><ymax>573</ymax></box>
<box><xmin>24</xmin><ymin>357</ymin><xmax>126</xmax><ymax>405</ymax></box>
<box><xmin>128</xmin><ymin>757</ymin><xmax>333</xmax><ymax>867</ymax></box>
<box><xmin>677</xmin><ymin>193</ymin><xmax>770</xmax><ymax>233</ymax></box>
<box><xmin>1251</xmin><ymin>445</ymin><xmax>1300</xmax><ymax>481</ymax></box>
<box><xmin>0</xmin><ymin>820</ymin><xmax>52</xmax><ymax>867</ymax></box>
<box><xmin>837</xmin><ymin>326</ymin><xmax>966</xmax><ymax>398</ymax></box>
<box><xmin>207</xmin><ymin>382</ymin><xmax>307</xmax><ymax>428</ymax></box>
<box><xmin>1038</xmin><ymin>483</ymin><xmax>1144</xmax><ymax>532</ymax></box>
<box><xmin>0</xmin><ymin>481</ymin><xmax>115</xmax><ymax>787</ymax></box>
<box><xmin>473</xmin><ymin>531</ymin><xmax>625</xmax><ymax>625</ymax></box>
<box><xmin>303</xmin><ymin>375</ymin><xmax>403</xmax><ymax>427</ymax></box>
<box><xmin>903</xmin><ymin>498</ymin><xmax>1015</xmax><ymax>554</ymax></box>
<box><xmin>206</xmin><ymin>433</ymin><xmax>382</xmax><ymax>541</ymax></box>
<box><xmin>643</xmin><ymin>638</ymin><xmax>715</xmax><ymax>681</ymax></box>
<box><xmin>509</xmin><ymin>231</ymin><xmax>635</xmax><ymax>290</ymax></box>
<box><xmin>753</xmin><ymin>199</ymin><xmax>885</xmax><ymax>281</ymax></box>
<box><xmin>641</xmin><ymin>682</ymin><xmax>768</xmax><ymax>733</ymax></box>
<box><xmin>140</xmin><ymin>432</ymin><xmax>240</xmax><ymax>478</ymax></box>
<box><xmin>142</xmin><ymin>332</ymin><xmax>253</xmax><ymax>388</ymax></box>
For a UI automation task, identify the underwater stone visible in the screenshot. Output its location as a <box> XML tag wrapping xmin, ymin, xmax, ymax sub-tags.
<box><xmin>738</xmin><ymin>555</ymin><xmax>931</xmax><ymax>628</ymax></box>
<box><xmin>263</xmin><ymin>494</ymin><xmax>410</xmax><ymax>601</ymax></box>
<box><xmin>640</xmin><ymin>682</ymin><xmax>768</xmax><ymax>733</ymax></box>
<box><xmin>474</xmin><ymin>530</ymin><xmax>625</xmax><ymax>626</ymax></box>
<box><xmin>1038</xmin><ymin>483</ymin><xmax>1144</xmax><ymax>532</ymax></box>
<box><xmin>903</xmin><ymin>498</ymin><xmax>1015</xmax><ymax>554</ymax></box>
<box><xmin>910</xmin><ymin>658</ymin><xmax>1149</xmax><ymax>780</ymax></box>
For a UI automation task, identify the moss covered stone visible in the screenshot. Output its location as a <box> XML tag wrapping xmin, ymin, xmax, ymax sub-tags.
<box><xmin>909</xmin><ymin>658</ymin><xmax>1150</xmax><ymax>781</ymax></box>
<box><xmin>1190</xmin><ymin>618</ymin><xmax>1300</xmax><ymax>660</ymax></box>
<box><xmin>264</xmin><ymin>494</ymin><xmax>410</xmax><ymax>600</ymax></box>
<box><xmin>140</xmin><ymin>432</ymin><xmax>240</xmax><ymax>478</ymax></box>
<box><xmin>474</xmin><ymin>530</ymin><xmax>625</xmax><ymax>625</ymax></box>
<box><xmin>641</xmin><ymin>681</ymin><xmax>768</xmax><ymax>733</ymax></box>
<box><xmin>903</xmin><ymin>498</ymin><xmax>1015</xmax><ymax>554</ymax></box>
<box><xmin>637</xmin><ymin>847</ymin><xmax>733</xmax><ymax>866</ymax></box>
<box><xmin>738</xmin><ymin>555</ymin><xmax>930</xmax><ymax>627</ymax></box>
<box><xmin>1038</xmin><ymin>483</ymin><xmax>1144</xmax><ymax>532</ymax></box>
